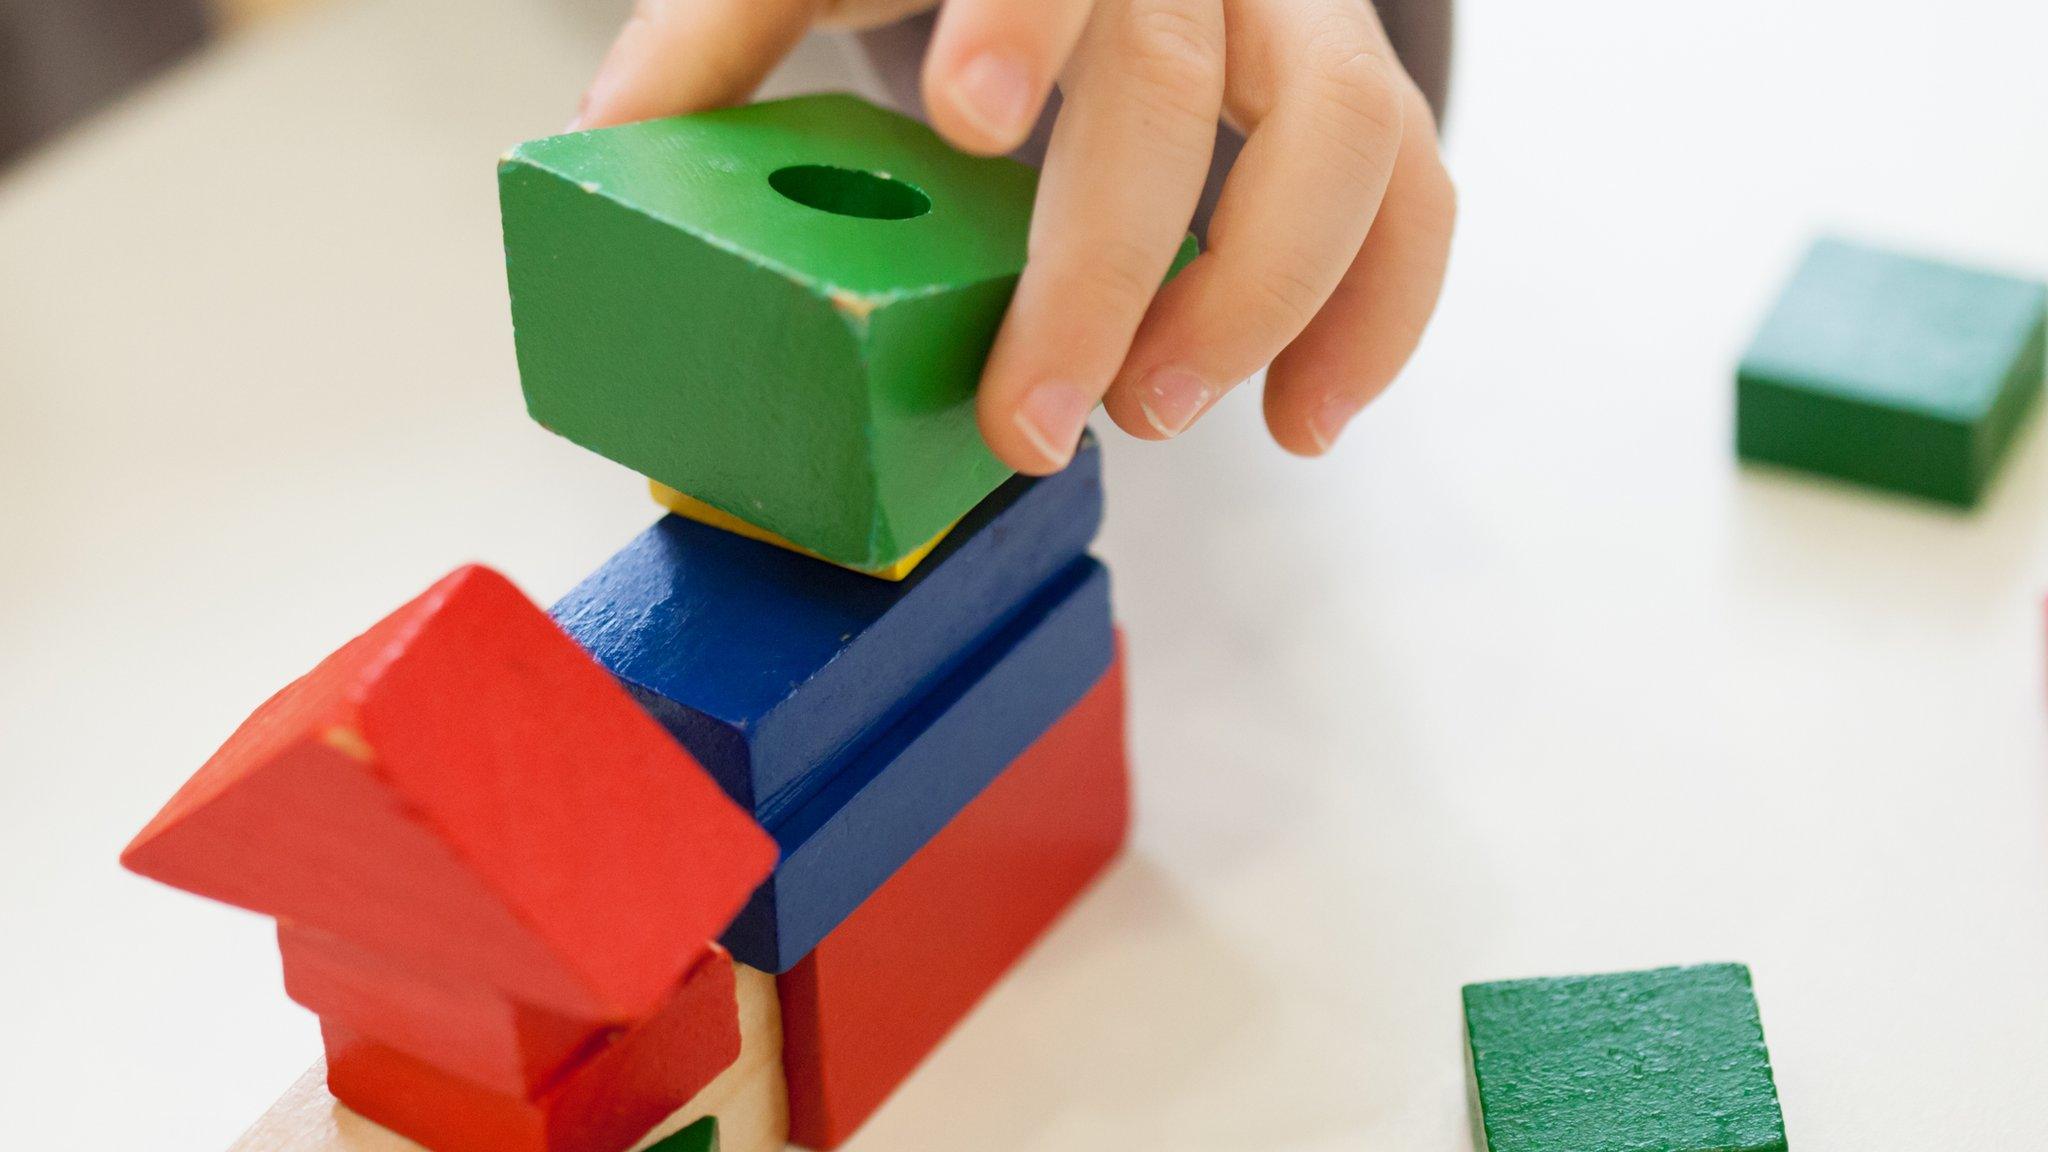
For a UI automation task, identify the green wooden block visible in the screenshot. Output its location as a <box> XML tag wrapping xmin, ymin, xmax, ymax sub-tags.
<box><xmin>500</xmin><ymin>94</ymin><xmax>1193</xmax><ymax>570</ymax></box>
<box><xmin>1737</xmin><ymin>237</ymin><xmax>2047</xmax><ymax>507</ymax></box>
<box><xmin>1462</xmin><ymin>963</ymin><xmax>1788</xmax><ymax>1152</ymax></box>
<box><xmin>643</xmin><ymin>1116</ymin><xmax>718</xmax><ymax>1152</ymax></box>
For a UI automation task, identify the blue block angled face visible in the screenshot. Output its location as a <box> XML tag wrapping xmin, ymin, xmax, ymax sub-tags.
<box><xmin>722</xmin><ymin>557</ymin><xmax>1114</xmax><ymax>973</ymax></box>
<box><xmin>552</xmin><ymin>434</ymin><xmax>1103</xmax><ymax>825</ymax></box>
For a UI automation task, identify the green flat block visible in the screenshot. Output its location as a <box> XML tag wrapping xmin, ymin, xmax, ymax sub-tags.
<box><xmin>501</xmin><ymin>94</ymin><xmax>1189</xmax><ymax>570</ymax></box>
<box><xmin>1462</xmin><ymin>963</ymin><xmax>1788</xmax><ymax>1152</ymax></box>
<box><xmin>643</xmin><ymin>1116</ymin><xmax>718</xmax><ymax>1152</ymax></box>
<box><xmin>1737</xmin><ymin>236</ymin><xmax>2047</xmax><ymax>507</ymax></box>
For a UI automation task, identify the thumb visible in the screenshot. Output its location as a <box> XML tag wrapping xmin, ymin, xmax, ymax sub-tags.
<box><xmin>574</xmin><ymin>0</ymin><xmax>824</xmax><ymax>130</ymax></box>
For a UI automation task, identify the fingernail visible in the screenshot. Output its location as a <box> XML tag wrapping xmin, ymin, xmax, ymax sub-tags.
<box><xmin>1309</xmin><ymin>394</ymin><xmax>1367</xmax><ymax>454</ymax></box>
<box><xmin>565</xmin><ymin>89</ymin><xmax>598</xmax><ymax>134</ymax></box>
<box><xmin>1013</xmin><ymin>382</ymin><xmax>1093</xmax><ymax>470</ymax></box>
<box><xmin>575</xmin><ymin>43</ymin><xmax>630</xmax><ymax>133</ymax></box>
<box><xmin>952</xmin><ymin>51</ymin><xmax>1035</xmax><ymax>146</ymax></box>
<box><xmin>1136</xmin><ymin>368</ymin><xmax>1213</xmax><ymax>438</ymax></box>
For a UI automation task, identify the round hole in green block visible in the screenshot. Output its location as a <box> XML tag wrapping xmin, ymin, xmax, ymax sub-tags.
<box><xmin>768</xmin><ymin>164</ymin><xmax>931</xmax><ymax>221</ymax></box>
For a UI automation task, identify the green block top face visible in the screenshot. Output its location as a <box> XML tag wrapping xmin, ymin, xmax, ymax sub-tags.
<box><xmin>643</xmin><ymin>1117</ymin><xmax>718</xmax><ymax>1152</ymax></box>
<box><xmin>499</xmin><ymin>93</ymin><xmax>1052</xmax><ymax>569</ymax></box>
<box><xmin>1462</xmin><ymin>964</ymin><xmax>1788</xmax><ymax>1152</ymax></box>
<box><xmin>507</xmin><ymin>94</ymin><xmax>1039</xmax><ymax>306</ymax></box>
<box><xmin>1740</xmin><ymin>237</ymin><xmax>2048</xmax><ymax>424</ymax></box>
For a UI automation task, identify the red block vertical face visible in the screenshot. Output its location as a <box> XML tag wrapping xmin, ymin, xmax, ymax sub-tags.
<box><xmin>120</xmin><ymin>565</ymin><xmax>778</xmax><ymax>1021</ymax></box>
<box><xmin>324</xmin><ymin>947</ymin><xmax>744</xmax><ymax>1152</ymax></box>
<box><xmin>777</xmin><ymin>645</ymin><xmax>1132</xmax><ymax>1149</ymax></box>
<box><xmin>277</xmin><ymin>923</ymin><xmax>607</xmax><ymax>1098</ymax></box>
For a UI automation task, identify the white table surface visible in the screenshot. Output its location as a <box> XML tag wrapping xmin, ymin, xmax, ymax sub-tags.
<box><xmin>4</xmin><ymin>0</ymin><xmax>2046</xmax><ymax>1148</ymax></box>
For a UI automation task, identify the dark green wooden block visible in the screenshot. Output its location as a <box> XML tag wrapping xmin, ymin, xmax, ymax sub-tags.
<box><xmin>1737</xmin><ymin>237</ymin><xmax>2047</xmax><ymax>506</ymax></box>
<box><xmin>643</xmin><ymin>1116</ymin><xmax>718</xmax><ymax>1152</ymax></box>
<box><xmin>501</xmin><ymin>94</ymin><xmax>1190</xmax><ymax>570</ymax></box>
<box><xmin>1462</xmin><ymin>963</ymin><xmax>1788</xmax><ymax>1152</ymax></box>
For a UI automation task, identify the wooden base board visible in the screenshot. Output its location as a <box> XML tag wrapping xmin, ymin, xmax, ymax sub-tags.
<box><xmin>232</xmin><ymin>966</ymin><xmax>788</xmax><ymax>1152</ymax></box>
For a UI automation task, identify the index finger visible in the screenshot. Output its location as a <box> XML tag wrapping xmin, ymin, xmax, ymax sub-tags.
<box><xmin>920</xmin><ymin>0</ymin><xmax>1096</xmax><ymax>155</ymax></box>
<box><xmin>974</xmin><ymin>0</ymin><xmax>1226</xmax><ymax>473</ymax></box>
<box><xmin>574</xmin><ymin>0</ymin><xmax>823</xmax><ymax>130</ymax></box>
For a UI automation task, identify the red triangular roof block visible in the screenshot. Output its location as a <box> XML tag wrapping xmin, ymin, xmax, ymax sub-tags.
<box><xmin>122</xmin><ymin>564</ymin><xmax>777</xmax><ymax>1021</ymax></box>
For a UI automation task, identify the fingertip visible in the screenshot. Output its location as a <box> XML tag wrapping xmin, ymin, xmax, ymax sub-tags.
<box><xmin>1264</xmin><ymin>366</ymin><xmax>1367</xmax><ymax>458</ymax></box>
<box><xmin>569</xmin><ymin>78</ymin><xmax>619</xmax><ymax>133</ymax></box>
<box><xmin>979</xmin><ymin>378</ymin><xmax>1090</xmax><ymax>475</ymax></box>
<box><xmin>924</xmin><ymin>49</ymin><xmax>1044</xmax><ymax>156</ymax></box>
<box><xmin>1104</xmin><ymin>365</ymin><xmax>1217</xmax><ymax>442</ymax></box>
<box><xmin>1307</xmin><ymin>393</ymin><xmax>1366</xmax><ymax>455</ymax></box>
<box><xmin>1264</xmin><ymin>405</ymin><xmax>1332</xmax><ymax>458</ymax></box>
<box><xmin>573</xmin><ymin>0</ymin><xmax>817</xmax><ymax>132</ymax></box>
<box><xmin>1101</xmin><ymin>392</ymin><xmax>1169</xmax><ymax>443</ymax></box>
<box><xmin>575</xmin><ymin>10</ymin><xmax>661</xmax><ymax>132</ymax></box>
<box><xmin>979</xmin><ymin>413</ymin><xmax>1064</xmax><ymax>476</ymax></box>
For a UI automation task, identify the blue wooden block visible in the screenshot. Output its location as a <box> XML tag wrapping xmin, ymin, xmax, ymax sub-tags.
<box><xmin>553</xmin><ymin>434</ymin><xmax>1103</xmax><ymax>825</ymax></box>
<box><xmin>722</xmin><ymin>558</ymin><xmax>1113</xmax><ymax>973</ymax></box>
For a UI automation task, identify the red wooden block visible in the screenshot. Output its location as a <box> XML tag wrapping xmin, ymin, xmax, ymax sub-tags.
<box><xmin>777</xmin><ymin>641</ymin><xmax>1132</xmax><ymax>1149</ymax></box>
<box><xmin>324</xmin><ymin>946</ymin><xmax>743</xmax><ymax>1152</ymax></box>
<box><xmin>121</xmin><ymin>565</ymin><xmax>778</xmax><ymax>1021</ymax></box>
<box><xmin>278</xmin><ymin>922</ymin><xmax>608</xmax><ymax>1097</ymax></box>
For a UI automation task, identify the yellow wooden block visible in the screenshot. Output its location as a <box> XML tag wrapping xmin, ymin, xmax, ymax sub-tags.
<box><xmin>649</xmin><ymin>481</ymin><xmax>953</xmax><ymax>582</ymax></box>
<box><xmin>230</xmin><ymin>964</ymin><xmax>790</xmax><ymax>1152</ymax></box>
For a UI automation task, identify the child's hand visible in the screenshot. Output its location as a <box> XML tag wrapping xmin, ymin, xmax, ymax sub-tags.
<box><xmin>574</xmin><ymin>0</ymin><xmax>1454</xmax><ymax>474</ymax></box>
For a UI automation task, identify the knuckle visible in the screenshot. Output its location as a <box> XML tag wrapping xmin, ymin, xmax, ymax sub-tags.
<box><xmin>1119</xmin><ymin>1</ymin><xmax>1225</xmax><ymax>100</ymax></box>
<box><xmin>1411</xmin><ymin>88</ymin><xmax>1458</xmax><ymax>215</ymax></box>
<box><xmin>1250</xmin><ymin>258</ymin><xmax>1331</xmax><ymax>333</ymax></box>
<box><xmin>1309</xmin><ymin>111</ymin><xmax>1393</xmax><ymax>190</ymax></box>
<box><xmin>1404</xmin><ymin>82</ymin><xmax>1445</xmax><ymax>144</ymax></box>
<box><xmin>1429</xmin><ymin>163</ymin><xmax>1460</xmax><ymax>229</ymax></box>
<box><xmin>1129</xmin><ymin>84</ymin><xmax>1223</xmax><ymax>152</ymax></box>
<box><xmin>1084</xmin><ymin>234</ymin><xmax>1175</xmax><ymax>306</ymax></box>
<box><xmin>1302</xmin><ymin>19</ymin><xmax>1406</xmax><ymax>144</ymax></box>
<box><xmin>1399</xmin><ymin>102</ymin><xmax>1460</xmax><ymax>232</ymax></box>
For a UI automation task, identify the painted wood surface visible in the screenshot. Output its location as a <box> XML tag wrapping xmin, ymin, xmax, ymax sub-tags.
<box><xmin>33</xmin><ymin>5</ymin><xmax>2048</xmax><ymax>1148</ymax></box>
<box><xmin>277</xmin><ymin>922</ymin><xmax>604</xmax><ymax>1098</ymax></box>
<box><xmin>723</xmin><ymin>559</ymin><xmax>1115</xmax><ymax>973</ymax></box>
<box><xmin>1463</xmin><ymin>964</ymin><xmax>1788</xmax><ymax>1152</ymax></box>
<box><xmin>1738</xmin><ymin>237</ymin><xmax>2047</xmax><ymax>505</ymax></box>
<box><xmin>122</xmin><ymin>565</ymin><xmax>776</xmax><ymax>1021</ymax></box>
<box><xmin>499</xmin><ymin>94</ymin><xmax>1037</xmax><ymax>570</ymax></box>
<box><xmin>229</xmin><ymin>964</ymin><xmax>789</xmax><ymax>1152</ymax></box>
<box><xmin>779</xmin><ymin>644</ymin><xmax>1131</xmax><ymax>1148</ymax></box>
<box><xmin>320</xmin><ymin>949</ymin><xmax>739</xmax><ymax>1152</ymax></box>
<box><xmin>648</xmin><ymin>482</ymin><xmax>952</xmax><ymax>582</ymax></box>
<box><xmin>556</xmin><ymin>435</ymin><xmax>1101</xmax><ymax>823</ymax></box>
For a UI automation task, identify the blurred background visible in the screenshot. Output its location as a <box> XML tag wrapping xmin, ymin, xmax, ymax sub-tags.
<box><xmin>1</xmin><ymin>1</ymin><xmax>2045</xmax><ymax>1151</ymax></box>
<box><xmin>0</xmin><ymin>0</ymin><xmax>642</xmax><ymax>166</ymax></box>
<box><xmin>1</xmin><ymin>0</ymin><xmax>247</xmax><ymax>165</ymax></box>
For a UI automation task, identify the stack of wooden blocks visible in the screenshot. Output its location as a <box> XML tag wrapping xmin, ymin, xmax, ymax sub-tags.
<box><xmin>123</xmin><ymin>94</ymin><xmax>1141</xmax><ymax>1152</ymax></box>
